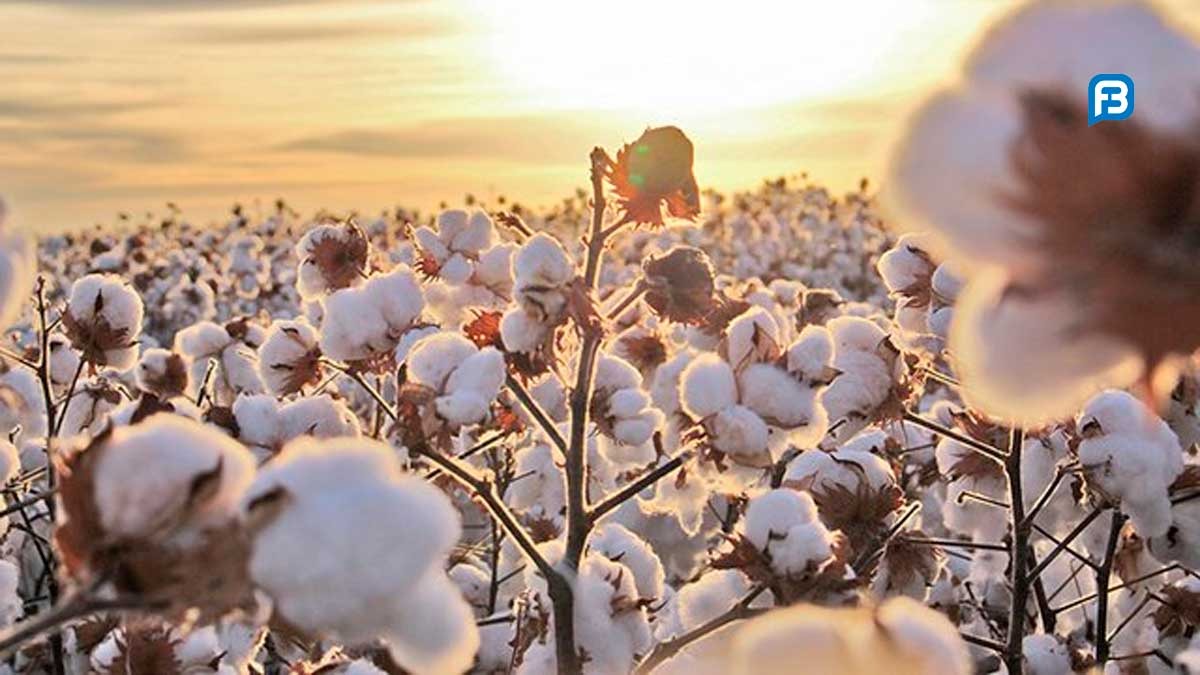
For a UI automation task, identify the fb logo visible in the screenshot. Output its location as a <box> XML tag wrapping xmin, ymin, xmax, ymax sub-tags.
<box><xmin>1088</xmin><ymin>74</ymin><xmax>1134</xmax><ymax>126</ymax></box>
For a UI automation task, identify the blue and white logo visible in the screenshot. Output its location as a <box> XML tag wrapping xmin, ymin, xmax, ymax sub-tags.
<box><xmin>1088</xmin><ymin>74</ymin><xmax>1134</xmax><ymax>126</ymax></box>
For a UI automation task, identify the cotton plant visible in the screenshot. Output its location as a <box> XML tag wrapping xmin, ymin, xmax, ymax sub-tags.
<box><xmin>888</xmin><ymin>0</ymin><xmax>1200</xmax><ymax>424</ymax></box>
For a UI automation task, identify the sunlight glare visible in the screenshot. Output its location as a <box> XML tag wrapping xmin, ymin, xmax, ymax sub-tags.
<box><xmin>470</xmin><ymin>0</ymin><xmax>939</xmax><ymax>113</ymax></box>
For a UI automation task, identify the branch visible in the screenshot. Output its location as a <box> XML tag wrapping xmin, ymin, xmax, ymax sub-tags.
<box><xmin>504</xmin><ymin>374</ymin><xmax>567</xmax><ymax>455</ymax></box>
<box><xmin>1004</xmin><ymin>427</ymin><xmax>1029</xmax><ymax>674</ymax></box>
<box><xmin>634</xmin><ymin>586</ymin><xmax>767</xmax><ymax>674</ymax></box>
<box><xmin>900</xmin><ymin>410</ymin><xmax>1007</xmax><ymax>463</ymax></box>
<box><xmin>589</xmin><ymin>450</ymin><xmax>691</xmax><ymax>524</ymax></box>
<box><xmin>0</xmin><ymin>592</ymin><xmax>159</xmax><ymax>658</ymax></box>
<box><xmin>1094</xmin><ymin>511</ymin><xmax>1127</xmax><ymax>666</ymax></box>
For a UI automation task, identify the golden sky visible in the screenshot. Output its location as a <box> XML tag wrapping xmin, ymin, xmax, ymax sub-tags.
<box><xmin>1</xmin><ymin>0</ymin><xmax>1198</xmax><ymax>231</ymax></box>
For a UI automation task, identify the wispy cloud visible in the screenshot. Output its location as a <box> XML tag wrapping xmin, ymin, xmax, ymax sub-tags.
<box><xmin>173</xmin><ymin>18</ymin><xmax>448</xmax><ymax>45</ymax></box>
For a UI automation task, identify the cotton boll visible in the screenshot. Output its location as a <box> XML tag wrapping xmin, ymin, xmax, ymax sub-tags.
<box><xmin>499</xmin><ymin>307</ymin><xmax>547</xmax><ymax>354</ymax></box>
<box><xmin>258</xmin><ymin>318</ymin><xmax>322</xmax><ymax>396</ymax></box>
<box><xmin>514</xmin><ymin>233</ymin><xmax>573</xmax><ymax>290</ymax></box>
<box><xmin>243</xmin><ymin>437</ymin><xmax>477</xmax><ymax>675</ymax></box>
<box><xmin>723</xmin><ymin>306</ymin><xmax>780</xmax><ymax>367</ymax></box>
<box><xmin>738</xmin><ymin>363</ymin><xmax>819</xmax><ymax>430</ymax></box>
<box><xmin>47</xmin><ymin>335</ymin><xmax>81</xmax><ymax>397</ymax></box>
<box><xmin>0</xmin><ymin>561</ymin><xmax>18</xmax><ymax>628</ymax></box>
<box><xmin>1077</xmin><ymin>390</ymin><xmax>1183</xmax><ymax>538</ymax></box>
<box><xmin>739</xmin><ymin>488</ymin><xmax>833</xmax><ymax>575</ymax></box>
<box><xmin>0</xmin><ymin>367</ymin><xmax>45</xmax><ymax>440</ymax></box>
<box><xmin>728</xmin><ymin>596</ymin><xmax>971</xmax><ymax>675</ymax></box>
<box><xmin>1022</xmin><ymin>634</ymin><xmax>1073</xmax><ymax>675</ymax></box>
<box><xmin>877</xmin><ymin>234</ymin><xmax>935</xmax><ymax>294</ymax></box>
<box><xmin>679</xmin><ymin>353</ymin><xmax>737</xmax><ymax>419</ymax></box>
<box><xmin>953</xmin><ymin>274</ymin><xmax>1143</xmax><ymax>426</ymax></box>
<box><xmin>366</xmin><ymin>265</ymin><xmax>424</xmax><ymax>331</ymax></box>
<box><xmin>786</xmin><ymin>325</ymin><xmax>835</xmax><ymax>383</ymax></box>
<box><xmin>708</xmin><ymin>405</ymin><xmax>770</xmax><ymax>466</ymax></box>
<box><xmin>278</xmin><ymin>395</ymin><xmax>361</xmax><ymax>441</ymax></box>
<box><xmin>506</xmin><ymin>441</ymin><xmax>564</xmax><ymax>522</ymax></box>
<box><xmin>407</xmin><ymin>334</ymin><xmax>476</xmax><ymax>390</ymax></box>
<box><xmin>93</xmin><ymin>415</ymin><xmax>255</xmax><ymax>539</ymax></box>
<box><xmin>588</xmin><ymin>523</ymin><xmax>666</xmax><ymax>601</ymax></box>
<box><xmin>964</xmin><ymin>1</ymin><xmax>1200</xmax><ymax>134</ymax></box>
<box><xmin>675</xmin><ymin>569</ymin><xmax>755</xmax><ymax>632</ymax></box>
<box><xmin>63</xmin><ymin>274</ymin><xmax>144</xmax><ymax>371</ymax></box>
<box><xmin>232</xmin><ymin>394</ymin><xmax>283</xmax><ymax>453</ymax></box>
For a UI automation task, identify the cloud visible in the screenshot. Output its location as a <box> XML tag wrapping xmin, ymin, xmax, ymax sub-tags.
<box><xmin>0</xmin><ymin>96</ymin><xmax>160</xmax><ymax>120</ymax></box>
<box><xmin>173</xmin><ymin>18</ymin><xmax>448</xmax><ymax>44</ymax></box>
<box><xmin>278</xmin><ymin>114</ymin><xmax>630</xmax><ymax>163</ymax></box>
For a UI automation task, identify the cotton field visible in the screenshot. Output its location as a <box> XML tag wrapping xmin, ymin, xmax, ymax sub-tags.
<box><xmin>1</xmin><ymin>2</ymin><xmax>1200</xmax><ymax>675</ymax></box>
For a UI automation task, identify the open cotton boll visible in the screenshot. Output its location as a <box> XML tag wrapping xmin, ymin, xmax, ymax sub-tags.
<box><xmin>679</xmin><ymin>353</ymin><xmax>737</xmax><ymax>419</ymax></box>
<box><xmin>723</xmin><ymin>306</ymin><xmax>780</xmax><ymax>367</ymax></box>
<box><xmin>499</xmin><ymin>306</ymin><xmax>547</xmax><ymax>354</ymax></box>
<box><xmin>90</xmin><ymin>415</ymin><xmax>255</xmax><ymax>540</ymax></box>
<box><xmin>786</xmin><ymin>325</ymin><xmax>835</xmax><ymax>382</ymax></box>
<box><xmin>727</xmin><ymin>596</ymin><xmax>970</xmax><ymax>675</ymax></box>
<box><xmin>63</xmin><ymin>274</ymin><xmax>144</xmax><ymax>371</ymax></box>
<box><xmin>952</xmin><ymin>273</ymin><xmax>1143</xmax><ymax>426</ymax></box>
<box><xmin>243</xmin><ymin>437</ymin><xmax>477</xmax><ymax>675</ymax></box>
<box><xmin>518</xmin><ymin>551</ymin><xmax>652</xmax><ymax>675</ymax></box>
<box><xmin>258</xmin><ymin>317</ymin><xmax>322</xmax><ymax>397</ymax></box>
<box><xmin>0</xmin><ymin>199</ymin><xmax>35</xmax><ymax>332</ymax></box>
<box><xmin>295</xmin><ymin>223</ymin><xmax>369</xmax><ymax>301</ymax></box>
<box><xmin>1077</xmin><ymin>390</ymin><xmax>1183</xmax><ymax>538</ymax></box>
<box><xmin>0</xmin><ymin>560</ymin><xmax>18</xmax><ymax>628</ymax></box>
<box><xmin>47</xmin><ymin>334</ymin><xmax>82</xmax><ymax>397</ymax></box>
<box><xmin>741</xmin><ymin>488</ymin><xmax>818</xmax><ymax>549</ymax></box>
<box><xmin>651</xmin><ymin>348</ymin><xmax>695</xmax><ymax>417</ymax></box>
<box><xmin>675</xmin><ymin>569</ymin><xmax>756</xmax><ymax>633</ymax></box>
<box><xmin>319</xmin><ymin>266</ymin><xmax>424</xmax><ymax>363</ymax></box>
<box><xmin>0</xmin><ymin>367</ymin><xmax>45</xmax><ymax>440</ymax></box>
<box><xmin>1021</xmin><ymin>634</ymin><xmax>1072</xmax><ymax>675</ymax></box>
<box><xmin>739</xmin><ymin>488</ymin><xmax>834</xmax><ymax>575</ymax></box>
<box><xmin>786</xmin><ymin>432</ymin><xmax>896</xmax><ymax>494</ymax></box>
<box><xmin>407</xmin><ymin>333</ymin><xmax>478</xmax><ymax>389</ymax></box>
<box><xmin>877</xmin><ymin>234</ymin><xmax>935</xmax><ymax>294</ymax></box>
<box><xmin>964</xmin><ymin>1</ymin><xmax>1200</xmax><ymax>134</ymax></box>
<box><xmin>708</xmin><ymin>405</ymin><xmax>771</xmax><ymax>466</ymax></box>
<box><xmin>513</xmin><ymin>233</ymin><xmax>574</xmax><ymax>289</ymax></box>
<box><xmin>135</xmin><ymin>348</ymin><xmax>189</xmax><ymax>399</ymax></box>
<box><xmin>278</xmin><ymin>395</ymin><xmax>361</xmax><ymax>441</ymax></box>
<box><xmin>232</xmin><ymin>393</ymin><xmax>283</xmax><ymax>453</ymax></box>
<box><xmin>506</xmin><ymin>441</ymin><xmax>565</xmax><ymax>521</ymax></box>
<box><xmin>738</xmin><ymin>363</ymin><xmax>821</xmax><ymax>433</ymax></box>
<box><xmin>588</xmin><ymin>523</ymin><xmax>666</xmax><ymax>601</ymax></box>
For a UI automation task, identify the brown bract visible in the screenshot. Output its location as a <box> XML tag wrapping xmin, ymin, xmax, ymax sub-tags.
<box><xmin>266</xmin><ymin>327</ymin><xmax>324</xmax><ymax>396</ymax></box>
<box><xmin>1006</xmin><ymin>91</ymin><xmax>1200</xmax><ymax>385</ymax></box>
<box><xmin>141</xmin><ymin>353</ymin><xmax>189</xmax><ymax>399</ymax></box>
<box><xmin>642</xmin><ymin>246</ymin><xmax>717</xmax><ymax>324</ymax></box>
<box><xmin>607</xmin><ymin>126</ymin><xmax>700</xmax><ymax>227</ymax></box>
<box><xmin>307</xmin><ymin>223</ymin><xmax>369</xmax><ymax>292</ymax></box>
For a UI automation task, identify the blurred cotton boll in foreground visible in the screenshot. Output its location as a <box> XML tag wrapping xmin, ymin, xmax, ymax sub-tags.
<box><xmin>0</xmin><ymin>198</ymin><xmax>37</xmax><ymax>334</ymax></box>
<box><xmin>719</xmin><ymin>596</ymin><xmax>970</xmax><ymax>675</ymax></box>
<box><xmin>887</xmin><ymin>0</ymin><xmax>1200</xmax><ymax>425</ymax></box>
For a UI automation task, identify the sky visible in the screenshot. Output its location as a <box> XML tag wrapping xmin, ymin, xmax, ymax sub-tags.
<box><xmin>1</xmin><ymin>0</ymin><xmax>1198</xmax><ymax>232</ymax></box>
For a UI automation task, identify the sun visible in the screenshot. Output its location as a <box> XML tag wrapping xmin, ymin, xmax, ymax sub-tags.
<box><xmin>469</xmin><ymin>0</ymin><xmax>941</xmax><ymax>114</ymax></box>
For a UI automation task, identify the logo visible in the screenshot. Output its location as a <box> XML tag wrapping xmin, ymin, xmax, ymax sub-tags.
<box><xmin>1088</xmin><ymin>74</ymin><xmax>1134</xmax><ymax>126</ymax></box>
